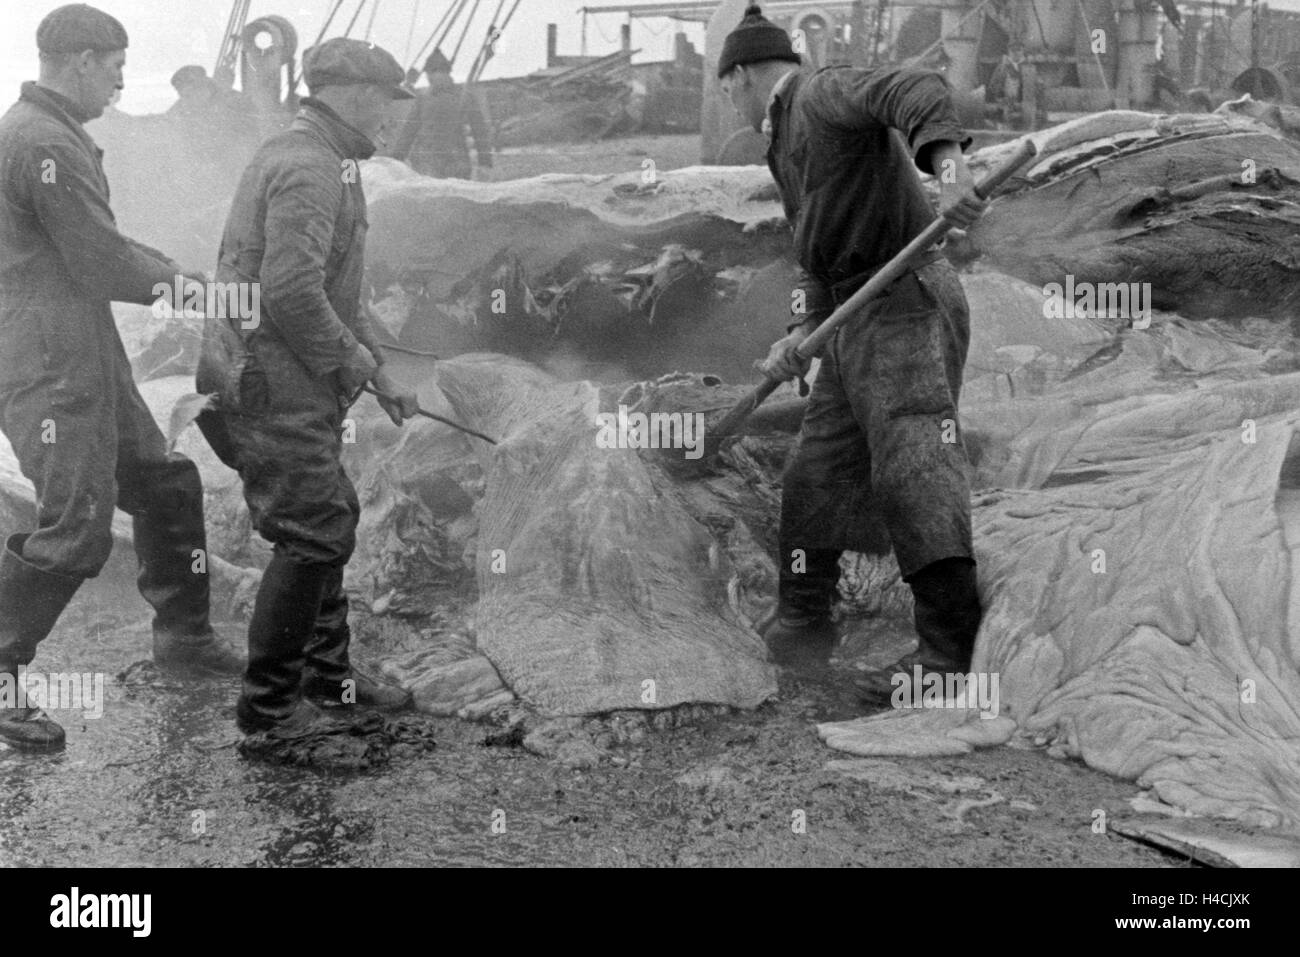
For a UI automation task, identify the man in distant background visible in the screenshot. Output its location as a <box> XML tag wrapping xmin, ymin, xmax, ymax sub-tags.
<box><xmin>168</xmin><ymin>63</ymin><xmax>218</xmax><ymax>115</ymax></box>
<box><xmin>390</xmin><ymin>48</ymin><xmax>493</xmax><ymax>180</ymax></box>
<box><xmin>986</xmin><ymin>42</ymin><xmax>1026</xmax><ymax>127</ymax></box>
<box><xmin>169</xmin><ymin>64</ymin><xmax>253</xmax><ymax>122</ymax></box>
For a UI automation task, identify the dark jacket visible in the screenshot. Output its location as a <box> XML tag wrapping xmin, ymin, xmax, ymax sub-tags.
<box><xmin>211</xmin><ymin>97</ymin><xmax>386</xmax><ymax>384</ymax></box>
<box><xmin>391</xmin><ymin>74</ymin><xmax>492</xmax><ymax>179</ymax></box>
<box><xmin>0</xmin><ymin>82</ymin><xmax>181</xmax><ymax>395</ymax></box>
<box><xmin>765</xmin><ymin>66</ymin><xmax>969</xmax><ymax>319</ymax></box>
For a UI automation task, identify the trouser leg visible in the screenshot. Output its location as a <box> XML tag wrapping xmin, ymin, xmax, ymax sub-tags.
<box><xmin>215</xmin><ymin>337</ymin><xmax>362</xmax><ymax>725</ymax></box>
<box><xmin>0</xmin><ymin>378</ymin><xmax>118</xmax><ymax>580</ymax></box>
<box><xmin>838</xmin><ymin>261</ymin><xmax>976</xmax><ymax>580</ymax></box>
<box><xmin>114</xmin><ymin>367</ymin><xmax>243</xmax><ymax>674</ymax></box>
<box><xmin>775</xmin><ymin>346</ymin><xmax>889</xmax><ymax>624</ymax></box>
<box><xmin>0</xmin><ymin>372</ymin><xmax>109</xmax><ymax>751</ymax></box>
<box><xmin>831</xmin><ymin>262</ymin><xmax>985</xmax><ymax>699</ymax></box>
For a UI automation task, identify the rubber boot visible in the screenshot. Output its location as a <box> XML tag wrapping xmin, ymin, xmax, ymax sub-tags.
<box><xmin>855</xmin><ymin>557</ymin><xmax>983</xmax><ymax>704</ymax></box>
<box><xmin>0</xmin><ymin>534</ymin><xmax>83</xmax><ymax>753</ymax></box>
<box><xmin>135</xmin><ymin>473</ymin><xmax>245</xmax><ymax>676</ymax></box>
<box><xmin>235</xmin><ymin>551</ymin><xmax>333</xmax><ymax>735</ymax></box>
<box><xmin>301</xmin><ymin>566</ymin><xmax>411</xmax><ymax>711</ymax></box>
<box><xmin>761</xmin><ymin>546</ymin><xmax>841</xmax><ymax>669</ymax></box>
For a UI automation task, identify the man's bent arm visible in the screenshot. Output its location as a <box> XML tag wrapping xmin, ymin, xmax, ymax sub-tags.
<box><xmin>26</xmin><ymin>140</ymin><xmax>182</xmax><ymax>303</ymax></box>
<box><xmin>807</xmin><ymin>66</ymin><xmax>970</xmax><ymax>175</ymax></box>
<box><xmin>788</xmin><ymin>268</ymin><xmax>834</xmax><ymax>334</ymax></box>
<box><xmin>259</xmin><ymin>162</ymin><xmax>364</xmax><ymax>377</ymax></box>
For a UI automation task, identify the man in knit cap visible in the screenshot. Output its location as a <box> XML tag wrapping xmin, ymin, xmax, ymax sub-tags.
<box><xmin>716</xmin><ymin>4</ymin><xmax>987</xmax><ymax>704</ymax></box>
<box><xmin>390</xmin><ymin>48</ymin><xmax>493</xmax><ymax>180</ymax></box>
<box><xmin>0</xmin><ymin>4</ymin><xmax>244</xmax><ymax>752</ymax></box>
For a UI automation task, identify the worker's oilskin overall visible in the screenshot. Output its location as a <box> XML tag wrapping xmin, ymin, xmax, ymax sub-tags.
<box><xmin>196</xmin><ymin>97</ymin><xmax>409</xmax><ymax>734</ymax></box>
<box><xmin>0</xmin><ymin>83</ymin><xmax>242</xmax><ymax>752</ymax></box>
<box><xmin>763</xmin><ymin>66</ymin><xmax>983</xmax><ymax>691</ymax></box>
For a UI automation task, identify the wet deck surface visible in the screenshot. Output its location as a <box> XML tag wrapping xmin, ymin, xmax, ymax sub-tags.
<box><xmin>0</xmin><ymin>577</ymin><xmax>1177</xmax><ymax>868</ymax></box>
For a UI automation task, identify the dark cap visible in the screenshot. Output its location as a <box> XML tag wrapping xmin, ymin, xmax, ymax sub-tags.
<box><xmin>717</xmin><ymin>4</ymin><xmax>800</xmax><ymax>78</ymax></box>
<box><xmin>170</xmin><ymin>64</ymin><xmax>208</xmax><ymax>89</ymax></box>
<box><xmin>37</xmin><ymin>3</ymin><xmax>129</xmax><ymax>54</ymax></box>
<box><xmin>303</xmin><ymin>38</ymin><xmax>414</xmax><ymax>99</ymax></box>
<box><xmin>424</xmin><ymin>49</ymin><xmax>452</xmax><ymax>75</ymax></box>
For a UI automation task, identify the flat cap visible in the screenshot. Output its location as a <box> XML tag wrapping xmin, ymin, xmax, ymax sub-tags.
<box><xmin>37</xmin><ymin>3</ymin><xmax>129</xmax><ymax>54</ymax></box>
<box><xmin>303</xmin><ymin>38</ymin><xmax>413</xmax><ymax>100</ymax></box>
<box><xmin>170</xmin><ymin>64</ymin><xmax>208</xmax><ymax>89</ymax></box>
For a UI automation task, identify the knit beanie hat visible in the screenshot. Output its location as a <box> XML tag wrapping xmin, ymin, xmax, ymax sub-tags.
<box><xmin>717</xmin><ymin>4</ymin><xmax>800</xmax><ymax>78</ymax></box>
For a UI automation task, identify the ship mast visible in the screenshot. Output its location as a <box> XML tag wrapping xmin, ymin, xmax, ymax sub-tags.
<box><xmin>214</xmin><ymin>0</ymin><xmax>254</xmax><ymax>87</ymax></box>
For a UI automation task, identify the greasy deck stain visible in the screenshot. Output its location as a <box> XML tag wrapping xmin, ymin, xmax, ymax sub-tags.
<box><xmin>0</xmin><ymin>588</ymin><xmax>1175</xmax><ymax>867</ymax></box>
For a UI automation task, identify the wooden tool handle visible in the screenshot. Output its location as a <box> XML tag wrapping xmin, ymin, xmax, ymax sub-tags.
<box><xmin>703</xmin><ymin>138</ymin><xmax>1039</xmax><ymax>457</ymax></box>
<box><xmin>797</xmin><ymin>138</ymin><xmax>1037</xmax><ymax>360</ymax></box>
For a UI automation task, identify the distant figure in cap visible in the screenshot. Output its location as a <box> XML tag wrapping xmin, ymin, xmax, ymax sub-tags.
<box><xmin>0</xmin><ymin>3</ymin><xmax>245</xmax><ymax>752</ymax></box>
<box><xmin>166</xmin><ymin>63</ymin><xmax>258</xmax><ymax>191</ymax></box>
<box><xmin>986</xmin><ymin>41</ymin><xmax>1027</xmax><ymax>127</ymax></box>
<box><xmin>169</xmin><ymin>64</ymin><xmax>218</xmax><ymax>114</ymax></box>
<box><xmin>169</xmin><ymin>63</ymin><xmax>254</xmax><ymax>123</ymax></box>
<box><xmin>716</xmin><ymin>4</ymin><xmax>988</xmax><ymax>701</ymax></box>
<box><xmin>390</xmin><ymin>48</ymin><xmax>494</xmax><ymax>179</ymax></box>
<box><xmin>195</xmin><ymin>37</ymin><xmax>420</xmax><ymax>751</ymax></box>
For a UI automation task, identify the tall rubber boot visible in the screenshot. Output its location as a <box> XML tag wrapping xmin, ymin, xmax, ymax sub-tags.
<box><xmin>0</xmin><ymin>534</ymin><xmax>83</xmax><ymax>752</ymax></box>
<box><xmin>760</xmin><ymin>546</ymin><xmax>841</xmax><ymax>668</ymax></box>
<box><xmin>235</xmin><ymin>551</ymin><xmax>333</xmax><ymax>734</ymax></box>
<box><xmin>134</xmin><ymin>470</ymin><xmax>245</xmax><ymax>676</ymax></box>
<box><xmin>301</xmin><ymin>566</ymin><xmax>411</xmax><ymax>711</ymax></box>
<box><xmin>855</xmin><ymin>557</ymin><xmax>983</xmax><ymax>704</ymax></box>
<box><xmin>910</xmin><ymin>557</ymin><xmax>982</xmax><ymax>666</ymax></box>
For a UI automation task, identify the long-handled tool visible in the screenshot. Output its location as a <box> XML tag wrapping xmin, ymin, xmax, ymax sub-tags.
<box><xmin>362</xmin><ymin>386</ymin><xmax>498</xmax><ymax>444</ymax></box>
<box><xmin>701</xmin><ymin>139</ymin><xmax>1038</xmax><ymax>462</ymax></box>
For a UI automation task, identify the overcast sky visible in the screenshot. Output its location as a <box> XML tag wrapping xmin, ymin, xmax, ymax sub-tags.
<box><xmin>0</xmin><ymin>0</ymin><xmax>707</xmax><ymax>114</ymax></box>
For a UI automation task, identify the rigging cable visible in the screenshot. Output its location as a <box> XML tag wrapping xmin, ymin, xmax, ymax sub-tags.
<box><xmin>450</xmin><ymin>0</ymin><xmax>486</xmax><ymax>68</ymax></box>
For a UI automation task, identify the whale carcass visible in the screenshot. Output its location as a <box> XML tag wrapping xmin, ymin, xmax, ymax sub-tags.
<box><xmin>964</xmin><ymin>111</ymin><xmax>1300</xmax><ymax>320</ymax></box>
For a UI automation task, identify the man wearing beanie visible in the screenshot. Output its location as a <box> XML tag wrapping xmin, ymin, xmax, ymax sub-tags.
<box><xmin>390</xmin><ymin>48</ymin><xmax>494</xmax><ymax>180</ymax></box>
<box><xmin>0</xmin><ymin>4</ymin><xmax>245</xmax><ymax>752</ymax></box>
<box><xmin>717</xmin><ymin>4</ymin><xmax>987</xmax><ymax>704</ymax></box>
<box><xmin>194</xmin><ymin>37</ymin><xmax>421</xmax><ymax>750</ymax></box>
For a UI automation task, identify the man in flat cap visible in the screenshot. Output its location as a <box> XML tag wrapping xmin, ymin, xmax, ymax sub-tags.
<box><xmin>0</xmin><ymin>4</ymin><xmax>244</xmax><ymax>752</ymax></box>
<box><xmin>196</xmin><ymin>37</ymin><xmax>420</xmax><ymax>744</ymax></box>
<box><xmin>716</xmin><ymin>4</ymin><xmax>987</xmax><ymax>703</ymax></box>
<box><xmin>390</xmin><ymin>48</ymin><xmax>493</xmax><ymax>180</ymax></box>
